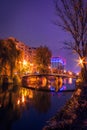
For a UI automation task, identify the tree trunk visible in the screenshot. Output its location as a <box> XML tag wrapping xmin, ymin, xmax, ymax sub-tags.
<box><xmin>81</xmin><ymin>63</ymin><xmax>87</xmax><ymax>83</ymax></box>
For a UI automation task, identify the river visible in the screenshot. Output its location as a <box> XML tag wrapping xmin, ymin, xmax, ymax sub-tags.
<box><xmin>0</xmin><ymin>78</ymin><xmax>76</xmax><ymax>130</ymax></box>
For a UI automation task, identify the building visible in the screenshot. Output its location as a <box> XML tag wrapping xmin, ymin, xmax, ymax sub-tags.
<box><xmin>8</xmin><ymin>37</ymin><xmax>37</xmax><ymax>62</ymax></box>
<box><xmin>9</xmin><ymin>37</ymin><xmax>30</xmax><ymax>60</ymax></box>
<box><xmin>28</xmin><ymin>47</ymin><xmax>37</xmax><ymax>63</ymax></box>
<box><xmin>51</xmin><ymin>56</ymin><xmax>66</xmax><ymax>73</ymax></box>
<box><xmin>7</xmin><ymin>37</ymin><xmax>37</xmax><ymax>73</ymax></box>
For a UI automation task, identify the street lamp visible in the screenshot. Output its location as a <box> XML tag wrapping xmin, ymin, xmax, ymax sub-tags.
<box><xmin>78</xmin><ymin>57</ymin><xmax>87</xmax><ymax>67</ymax></box>
<box><xmin>23</xmin><ymin>60</ymin><xmax>27</xmax><ymax>66</ymax></box>
<box><xmin>79</xmin><ymin>58</ymin><xmax>83</xmax><ymax>67</ymax></box>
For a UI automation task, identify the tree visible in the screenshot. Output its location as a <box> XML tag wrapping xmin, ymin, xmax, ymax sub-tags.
<box><xmin>7</xmin><ymin>38</ymin><xmax>22</xmax><ymax>77</ymax></box>
<box><xmin>0</xmin><ymin>38</ymin><xmax>22</xmax><ymax>77</ymax></box>
<box><xmin>0</xmin><ymin>39</ymin><xmax>10</xmax><ymax>75</ymax></box>
<box><xmin>54</xmin><ymin>0</ymin><xmax>87</xmax><ymax>82</ymax></box>
<box><xmin>35</xmin><ymin>46</ymin><xmax>52</xmax><ymax>74</ymax></box>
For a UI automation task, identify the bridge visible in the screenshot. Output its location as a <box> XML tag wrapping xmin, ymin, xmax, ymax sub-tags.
<box><xmin>22</xmin><ymin>73</ymin><xmax>77</xmax><ymax>79</ymax></box>
<box><xmin>22</xmin><ymin>73</ymin><xmax>77</xmax><ymax>92</ymax></box>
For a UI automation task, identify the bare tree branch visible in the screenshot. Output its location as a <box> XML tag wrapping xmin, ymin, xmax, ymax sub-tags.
<box><xmin>54</xmin><ymin>0</ymin><xmax>87</xmax><ymax>58</ymax></box>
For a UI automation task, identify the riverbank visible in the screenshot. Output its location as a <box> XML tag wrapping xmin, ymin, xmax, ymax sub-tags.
<box><xmin>43</xmin><ymin>84</ymin><xmax>87</xmax><ymax>130</ymax></box>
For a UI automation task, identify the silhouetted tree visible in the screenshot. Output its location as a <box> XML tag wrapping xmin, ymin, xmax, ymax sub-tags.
<box><xmin>7</xmin><ymin>38</ymin><xmax>22</xmax><ymax>77</ymax></box>
<box><xmin>54</xmin><ymin>0</ymin><xmax>87</xmax><ymax>82</ymax></box>
<box><xmin>0</xmin><ymin>38</ymin><xmax>21</xmax><ymax>77</ymax></box>
<box><xmin>35</xmin><ymin>46</ymin><xmax>52</xmax><ymax>74</ymax></box>
<box><xmin>0</xmin><ymin>39</ymin><xmax>10</xmax><ymax>74</ymax></box>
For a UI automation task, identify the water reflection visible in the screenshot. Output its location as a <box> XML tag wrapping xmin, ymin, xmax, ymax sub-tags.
<box><xmin>22</xmin><ymin>76</ymin><xmax>75</xmax><ymax>92</ymax></box>
<box><xmin>0</xmin><ymin>78</ymin><xmax>75</xmax><ymax>130</ymax></box>
<box><xmin>0</xmin><ymin>85</ymin><xmax>52</xmax><ymax>129</ymax></box>
<box><xmin>15</xmin><ymin>88</ymin><xmax>51</xmax><ymax>114</ymax></box>
<box><xmin>0</xmin><ymin>85</ymin><xmax>21</xmax><ymax>130</ymax></box>
<box><xmin>68</xmin><ymin>78</ymin><xmax>73</xmax><ymax>84</ymax></box>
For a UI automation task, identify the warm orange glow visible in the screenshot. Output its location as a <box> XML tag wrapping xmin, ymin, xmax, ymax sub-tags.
<box><xmin>75</xmin><ymin>88</ymin><xmax>81</xmax><ymax>96</ymax></box>
<box><xmin>19</xmin><ymin>61</ymin><xmax>22</xmax><ymax>64</ymax></box>
<box><xmin>64</xmin><ymin>70</ymin><xmax>66</xmax><ymax>73</ymax></box>
<box><xmin>68</xmin><ymin>78</ymin><xmax>72</xmax><ymax>84</ymax></box>
<box><xmin>22</xmin><ymin>95</ymin><xmax>25</xmax><ymax>103</ymax></box>
<box><xmin>24</xmin><ymin>91</ymin><xmax>27</xmax><ymax>96</ymax></box>
<box><xmin>76</xmin><ymin>72</ymin><xmax>79</xmax><ymax>76</ymax></box>
<box><xmin>48</xmin><ymin>66</ymin><xmax>51</xmax><ymax>69</ymax></box>
<box><xmin>23</xmin><ymin>60</ymin><xmax>27</xmax><ymax>66</ymax></box>
<box><xmin>68</xmin><ymin>71</ymin><xmax>72</xmax><ymax>75</ymax></box>
<box><xmin>29</xmin><ymin>91</ymin><xmax>33</xmax><ymax>98</ymax></box>
<box><xmin>30</xmin><ymin>63</ymin><xmax>33</xmax><ymax>66</ymax></box>
<box><xmin>41</xmin><ymin>77</ymin><xmax>47</xmax><ymax>87</ymax></box>
<box><xmin>79</xmin><ymin>58</ymin><xmax>83</xmax><ymax>65</ymax></box>
<box><xmin>76</xmin><ymin>57</ymin><xmax>87</xmax><ymax>67</ymax></box>
<box><xmin>17</xmin><ymin>99</ymin><xmax>20</xmax><ymax>105</ymax></box>
<box><xmin>48</xmin><ymin>85</ymin><xmax>51</xmax><ymax>88</ymax></box>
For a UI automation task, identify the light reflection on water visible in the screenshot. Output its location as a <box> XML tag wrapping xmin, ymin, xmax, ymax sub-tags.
<box><xmin>0</xmin><ymin>78</ymin><xmax>75</xmax><ymax>130</ymax></box>
<box><xmin>22</xmin><ymin>77</ymin><xmax>75</xmax><ymax>92</ymax></box>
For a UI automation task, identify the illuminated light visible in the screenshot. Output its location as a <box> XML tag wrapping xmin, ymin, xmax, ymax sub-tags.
<box><xmin>69</xmin><ymin>71</ymin><xmax>72</xmax><ymax>75</ymax></box>
<box><xmin>64</xmin><ymin>70</ymin><xmax>66</xmax><ymax>73</ymax></box>
<box><xmin>48</xmin><ymin>66</ymin><xmax>51</xmax><ymax>69</ymax></box>
<box><xmin>59</xmin><ymin>85</ymin><xmax>66</xmax><ymax>91</ymax></box>
<box><xmin>17</xmin><ymin>99</ymin><xmax>20</xmax><ymax>105</ymax></box>
<box><xmin>29</xmin><ymin>91</ymin><xmax>33</xmax><ymax>98</ymax></box>
<box><xmin>24</xmin><ymin>91</ymin><xmax>27</xmax><ymax>96</ymax></box>
<box><xmin>79</xmin><ymin>58</ymin><xmax>83</xmax><ymax>66</ymax></box>
<box><xmin>68</xmin><ymin>78</ymin><xmax>72</xmax><ymax>84</ymax></box>
<box><xmin>76</xmin><ymin>72</ymin><xmax>79</xmax><ymax>76</ymax></box>
<box><xmin>41</xmin><ymin>77</ymin><xmax>47</xmax><ymax>87</ymax></box>
<box><xmin>29</xmin><ymin>94</ymin><xmax>33</xmax><ymax>99</ymax></box>
<box><xmin>64</xmin><ymin>85</ymin><xmax>66</xmax><ymax>90</ymax></box>
<box><xmin>19</xmin><ymin>61</ymin><xmax>22</xmax><ymax>64</ymax></box>
<box><xmin>75</xmin><ymin>88</ymin><xmax>81</xmax><ymax>96</ymax></box>
<box><xmin>30</xmin><ymin>63</ymin><xmax>33</xmax><ymax>66</ymax></box>
<box><xmin>76</xmin><ymin>57</ymin><xmax>87</xmax><ymax>67</ymax></box>
<box><xmin>51</xmin><ymin>57</ymin><xmax>66</xmax><ymax>65</ymax></box>
<box><xmin>48</xmin><ymin>85</ymin><xmax>51</xmax><ymax>88</ymax></box>
<box><xmin>63</xmin><ymin>78</ymin><xmax>66</xmax><ymax>84</ymax></box>
<box><xmin>22</xmin><ymin>95</ymin><xmax>25</xmax><ymax>103</ymax></box>
<box><xmin>23</xmin><ymin>60</ymin><xmax>27</xmax><ymax>66</ymax></box>
<box><xmin>50</xmin><ymin>86</ymin><xmax>55</xmax><ymax>91</ymax></box>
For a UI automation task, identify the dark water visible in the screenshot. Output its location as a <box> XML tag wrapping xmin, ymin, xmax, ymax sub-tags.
<box><xmin>0</xmin><ymin>78</ymin><xmax>75</xmax><ymax>130</ymax></box>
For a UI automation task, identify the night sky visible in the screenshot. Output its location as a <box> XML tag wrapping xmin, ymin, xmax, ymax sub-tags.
<box><xmin>0</xmin><ymin>0</ymin><xmax>80</xmax><ymax>72</ymax></box>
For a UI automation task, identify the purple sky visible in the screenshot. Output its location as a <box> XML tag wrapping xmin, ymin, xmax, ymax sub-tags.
<box><xmin>0</xmin><ymin>0</ymin><xmax>80</xmax><ymax>72</ymax></box>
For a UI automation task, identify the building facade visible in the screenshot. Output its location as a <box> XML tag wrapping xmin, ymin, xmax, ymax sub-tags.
<box><xmin>51</xmin><ymin>57</ymin><xmax>66</xmax><ymax>73</ymax></box>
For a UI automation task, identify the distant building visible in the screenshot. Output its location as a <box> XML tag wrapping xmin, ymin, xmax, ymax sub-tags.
<box><xmin>7</xmin><ymin>37</ymin><xmax>37</xmax><ymax>73</ymax></box>
<box><xmin>6</xmin><ymin>37</ymin><xmax>66</xmax><ymax>74</ymax></box>
<box><xmin>28</xmin><ymin>47</ymin><xmax>37</xmax><ymax>63</ymax></box>
<box><xmin>7</xmin><ymin>37</ymin><xmax>29</xmax><ymax>60</ymax></box>
<box><xmin>51</xmin><ymin>57</ymin><xmax>66</xmax><ymax>73</ymax></box>
<box><xmin>8</xmin><ymin>37</ymin><xmax>37</xmax><ymax>63</ymax></box>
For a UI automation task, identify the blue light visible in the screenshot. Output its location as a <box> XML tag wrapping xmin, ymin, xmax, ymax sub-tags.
<box><xmin>50</xmin><ymin>86</ymin><xmax>55</xmax><ymax>91</ymax></box>
<box><xmin>59</xmin><ymin>85</ymin><xmax>66</xmax><ymax>91</ymax></box>
<box><xmin>51</xmin><ymin>57</ymin><xmax>65</xmax><ymax>65</ymax></box>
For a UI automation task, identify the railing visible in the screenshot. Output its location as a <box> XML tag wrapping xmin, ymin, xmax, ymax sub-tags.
<box><xmin>22</xmin><ymin>73</ymin><xmax>77</xmax><ymax>79</ymax></box>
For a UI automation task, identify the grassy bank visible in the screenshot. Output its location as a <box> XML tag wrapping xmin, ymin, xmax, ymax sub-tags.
<box><xmin>43</xmin><ymin>84</ymin><xmax>87</xmax><ymax>130</ymax></box>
